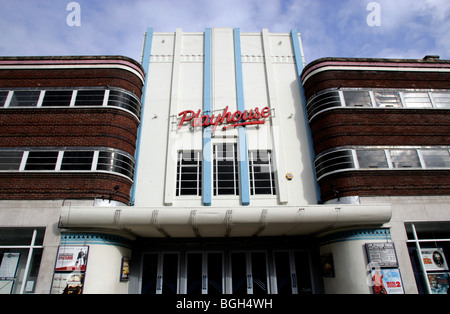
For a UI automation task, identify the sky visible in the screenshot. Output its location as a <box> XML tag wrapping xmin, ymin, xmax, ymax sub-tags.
<box><xmin>0</xmin><ymin>0</ymin><xmax>449</xmax><ymax>65</ymax></box>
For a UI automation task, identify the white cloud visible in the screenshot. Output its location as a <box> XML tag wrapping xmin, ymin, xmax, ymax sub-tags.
<box><xmin>0</xmin><ymin>0</ymin><xmax>448</xmax><ymax>62</ymax></box>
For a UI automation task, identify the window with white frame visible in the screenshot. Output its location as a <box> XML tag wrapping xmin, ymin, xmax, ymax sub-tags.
<box><xmin>41</xmin><ymin>90</ymin><xmax>73</xmax><ymax>107</ymax></box>
<box><xmin>176</xmin><ymin>151</ymin><xmax>202</xmax><ymax>196</ymax></box>
<box><xmin>249</xmin><ymin>150</ymin><xmax>276</xmax><ymax>195</ymax></box>
<box><xmin>343</xmin><ymin>91</ymin><xmax>372</xmax><ymax>107</ymax></box>
<box><xmin>0</xmin><ymin>228</ymin><xmax>45</xmax><ymax>294</ymax></box>
<box><xmin>0</xmin><ymin>149</ymin><xmax>135</xmax><ymax>180</ymax></box>
<box><xmin>315</xmin><ymin>147</ymin><xmax>450</xmax><ymax>180</ymax></box>
<box><xmin>176</xmin><ymin>147</ymin><xmax>278</xmax><ymax>198</ymax></box>
<box><xmin>374</xmin><ymin>91</ymin><xmax>403</xmax><ymax>108</ymax></box>
<box><xmin>213</xmin><ymin>143</ymin><xmax>239</xmax><ymax>196</ymax></box>
<box><xmin>9</xmin><ymin>91</ymin><xmax>40</xmax><ymax>107</ymax></box>
<box><xmin>356</xmin><ymin>149</ymin><xmax>389</xmax><ymax>169</ymax></box>
<box><xmin>0</xmin><ymin>88</ymin><xmax>142</xmax><ymax>119</ymax></box>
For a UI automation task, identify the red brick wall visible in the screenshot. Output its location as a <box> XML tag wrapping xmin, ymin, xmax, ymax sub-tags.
<box><xmin>310</xmin><ymin>108</ymin><xmax>450</xmax><ymax>154</ymax></box>
<box><xmin>0</xmin><ymin>58</ymin><xmax>144</xmax><ymax>204</ymax></box>
<box><xmin>0</xmin><ymin>108</ymin><xmax>139</xmax><ymax>156</ymax></box>
<box><xmin>0</xmin><ymin>172</ymin><xmax>132</xmax><ymax>204</ymax></box>
<box><xmin>302</xmin><ymin>59</ymin><xmax>450</xmax><ymax>202</ymax></box>
<box><xmin>319</xmin><ymin>170</ymin><xmax>450</xmax><ymax>202</ymax></box>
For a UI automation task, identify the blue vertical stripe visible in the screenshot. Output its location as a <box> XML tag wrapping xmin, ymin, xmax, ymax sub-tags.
<box><xmin>130</xmin><ymin>27</ymin><xmax>153</xmax><ymax>206</ymax></box>
<box><xmin>202</xmin><ymin>28</ymin><xmax>213</xmax><ymax>206</ymax></box>
<box><xmin>291</xmin><ymin>29</ymin><xmax>322</xmax><ymax>204</ymax></box>
<box><xmin>234</xmin><ymin>28</ymin><xmax>250</xmax><ymax>206</ymax></box>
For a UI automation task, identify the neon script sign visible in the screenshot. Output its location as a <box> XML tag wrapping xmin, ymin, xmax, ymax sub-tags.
<box><xmin>178</xmin><ymin>106</ymin><xmax>271</xmax><ymax>132</ymax></box>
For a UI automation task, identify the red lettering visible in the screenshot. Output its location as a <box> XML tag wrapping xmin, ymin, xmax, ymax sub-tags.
<box><xmin>253</xmin><ymin>107</ymin><xmax>261</xmax><ymax>119</ymax></box>
<box><xmin>178</xmin><ymin>105</ymin><xmax>271</xmax><ymax>131</ymax></box>
<box><xmin>178</xmin><ymin>110</ymin><xmax>195</xmax><ymax>129</ymax></box>
<box><xmin>232</xmin><ymin>110</ymin><xmax>242</xmax><ymax>123</ymax></box>
<box><xmin>242</xmin><ymin>109</ymin><xmax>254</xmax><ymax>121</ymax></box>
<box><xmin>192</xmin><ymin>110</ymin><xmax>202</xmax><ymax>127</ymax></box>
<box><xmin>261</xmin><ymin>107</ymin><xmax>270</xmax><ymax>118</ymax></box>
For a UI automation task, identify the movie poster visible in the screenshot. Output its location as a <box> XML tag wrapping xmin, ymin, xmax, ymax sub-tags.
<box><xmin>55</xmin><ymin>246</ymin><xmax>88</xmax><ymax>272</ymax></box>
<box><xmin>427</xmin><ymin>273</ymin><xmax>449</xmax><ymax>294</ymax></box>
<box><xmin>51</xmin><ymin>272</ymin><xmax>85</xmax><ymax>294</ymax></box>
<box><xmin>371</xmin><ymin>268</ymin><xmax>404</xmax><ymax>294</ymax></box>
<box><xmin>421</xmin><ymin>248</ymin><xmax>448</xmax><ymax>271</ymax></box>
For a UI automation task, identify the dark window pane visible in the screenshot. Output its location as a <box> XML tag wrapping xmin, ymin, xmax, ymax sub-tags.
<box><xmin>186</xmin><ymin>253</ymin><xmax>202</xmax><ymax>295</ymax></box>
<box><xmin>97</xmin><ymin>151</ymin><xmax>135</xmax><ymax>179</ymax></box>
<box><xmin>208</xmin><ymin>253</ymin><xmax>223</xmax><ymax>295</ymax></box>
<box><xmin>61</xmin><ymin>151</ymin><xmax>94</xmax><ymax>170</ymax></box>
<box><xmin>141</xmin><ymin>254</ymin><xmax>158</xmax><ymax>294</ymax></box>
<box><xmin>25</xmin><ymin>151</ymin><xmax>58</xmax><ymax>170</ymax></box>
<box><xmin>0</xmin><ymin>151</ymin><xmax>23</xmax><ymax>170</ymax></box>
<box><xmin>108</xmin><ymin>90</ymin><xmax>141</xmax><ymax>117</ymax></box>
<box><xmin>75</xmin><ymin>90</ymin><xmax>105</xmax><ymax>106</ymax></box>
<box><xmin>9</xmin><ymin>91</ymin><xmax>40</xmax><ymax>107</ymax></box>
<box><xmin>231</xmin><ymin>253</ymin><xmax>247</xmax><ymax>295</ymax></box>
<box><xmin>42</xmin><ymin>90</ymin><xmax>72</xmax><ymax>107</ymax></box>
<box><xmin>0</xmin><ymin>91</ymin><xmax>8</xmax><ymax>107</ymax></box>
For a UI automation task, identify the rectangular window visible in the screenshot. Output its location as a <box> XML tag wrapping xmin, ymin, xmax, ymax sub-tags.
<box><xmin>249</xmin><ymin>150</ymin><xmax>276</xmax><ymax>195</ymax></box>
<box><xmin>420</xmin><ymin>150</ymin><xmax>450</xmax><ymax>168</ymax></box>
<box><xmin>176</xmin><ymin>151</ymin><xmax>202</xmax><ymax>196</ymax></box>
<box><xmin>0</xmin><ymin>151</ymin><xmax>23</xmax><ymax>170</ymax></box>
<box><xmin>374</xmin><ymin>91</ymin><xmax>402</xmax><ymax>108</ymax></box>
<box><xmin>9</xmin><ymin>91</ymin><xmax>40</xmax><ymax>107</ymax></box>
<box><xmin>431</xmin><ymin>92</ymin><xmax>450</xmax><ymax>109</ymax></box>
<box><xmin>0</xmin><ymin>91</ymin><xmax>9</xmax><ymax>107</ymax></box>
<box><xmin>60</xmin><ymin>151</ymin><xmax>94</xmax><ymax>171</ymax></box>
<box><xmin>343</xmin><ymin>91</ymin><xmax>372</xmax><ymax>107</ymax></box>
<box><xmin>41</xmin><ymin>90</ymin><xmax>73</xmax><ymax>107</ymax></box>
<box><xmin>213</xmin><ymin>144</ymin><xmax>239</xmax><ymax>196</ymax></box>
<box><xmin>74</xmin><ymin>90</ymin><xmax>105</xmax><ymax>107</ymax></box>
<box><xmin>390</xmin><ymin>150</ymin><xmax>421</xmax><ymax>168</ymax></box>
<box><xmin>403</xmin><ymin>92</ymin><xmax>432</xmax><ymax>108</ymax></box>
<box><xmin>356</xmin><ymin>150</ymin><xmax>389</xmax><ymax>169</ymax></box>
<box><xmin>0</xmin><ymin>228</ymin><xmax>45</xmax><ymax>294</ymax></box>
<box><xmin>25</xmin><ymin>151</ymin><xmax>59</xmax><ymax>170</ymax></box>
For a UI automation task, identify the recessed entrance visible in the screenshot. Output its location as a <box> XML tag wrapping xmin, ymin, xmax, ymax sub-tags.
<box><xmin>139</xmin><ymin>247</ymin><xmax>315</xmax><ymax>295</ymax></box>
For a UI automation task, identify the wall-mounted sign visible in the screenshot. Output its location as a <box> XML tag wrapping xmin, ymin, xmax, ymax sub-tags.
<box><xmin>371</xmin><ymin>268</ymin><xmax>404</xmax><ymax>294</ymax></box>
<box><xmin>178</xmin><ymin>106</ymin><xmax>271</xmax><ymax>132</ymax></box>
<box><xmin>366</xmin><ymin>242</ymin><xmax>398</xmax><ymax>268</ymax></box>
<box><xmin>51</xmin><ymin>272</ymin><xmax>85</xmax><ymax>294</ymax></box>
<box><xmin>421</xmin><ymin>248</ymin><xmax>448</xmax><ymax>271</ymax></box>
<box><xmin>55</xmin><ymin>246</ymin><xmax>89</xmax><ymax>272</ymax></box>
<box><xmin>427</xmin><ymin>273</ymin><xmax>449</xmax><ymax>294</ymax></box>
<box><xmin>0</xmin><ymin>253</ymin><xmax>20</xmax><ymax>279</ymax></box>
<box><xmin>120</xmin><ymin>257</ymin><xmax>130</xmax><ymax>281</ymax></box>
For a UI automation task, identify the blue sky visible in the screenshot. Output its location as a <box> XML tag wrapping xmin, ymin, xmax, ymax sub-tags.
<box><xmin>0</xmin><ymin>0</ymin><xmax>449</xmax><ymax>64</ymax></box>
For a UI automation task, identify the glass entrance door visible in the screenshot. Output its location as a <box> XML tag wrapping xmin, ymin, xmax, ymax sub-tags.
<box><xmin>140</xmin><ymin>249</ymin><xmax>313</xmax><ymax>295</ymax></box>
<box><xmin>186</xmin><ymin>252</ymin><xmax>224</xmax><ymax>295</ymax></box>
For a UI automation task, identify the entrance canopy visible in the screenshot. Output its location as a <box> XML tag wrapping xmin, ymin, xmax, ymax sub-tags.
<box><xmin>59</xmin><ymin>204</ymin><xmax>391</xmax><ymax>239</ymax></box>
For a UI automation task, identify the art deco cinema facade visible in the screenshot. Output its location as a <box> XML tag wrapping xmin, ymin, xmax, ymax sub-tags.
<box><xmin>0</xmin><ymin>28</ymin><xmax>449</xmax><ymax>295</ymax></box>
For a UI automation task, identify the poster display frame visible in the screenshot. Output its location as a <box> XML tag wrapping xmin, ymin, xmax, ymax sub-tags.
<box><xmin>51</xmin><ymin>245</ymin><xmax>89</xmax><ymax>294</ymax></box>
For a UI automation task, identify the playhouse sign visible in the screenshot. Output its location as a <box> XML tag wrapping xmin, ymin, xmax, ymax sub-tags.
<box><xmin>178</xmin><ymin>106</ymin><xmax>271</xmax><ymax>132</ymax></box>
